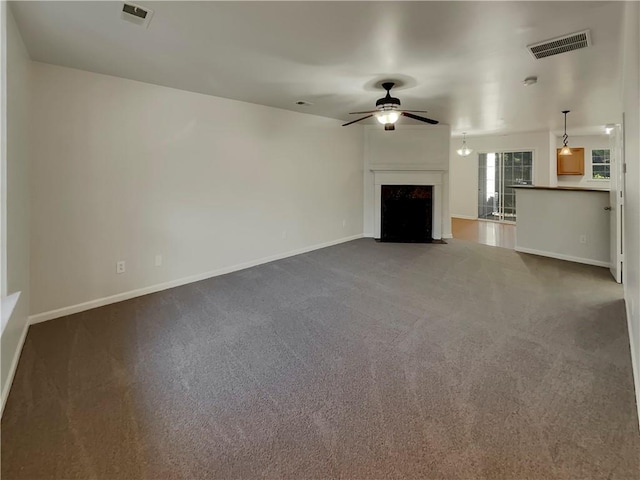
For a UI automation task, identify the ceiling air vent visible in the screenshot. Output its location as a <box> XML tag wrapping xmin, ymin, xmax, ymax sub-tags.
<box><xmin>527</xmin><ymin>30</ymin><xmax>591</xmax><ymax>60</ymax></box>
<box><xmin>121</xmin><ymin>2</ymin><xmax>154</xmax><ymax>28</ymax></box>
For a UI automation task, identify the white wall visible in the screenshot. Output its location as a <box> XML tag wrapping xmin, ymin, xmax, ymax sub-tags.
<box><xmin>621</xmin><ymin>0</ymin><xmax>640</xmax><ymax>424</ymax></box>
<box><xmin>29</xmin><ymin>63</ymin><xmax>364</xmax><ymax>318</ymax></box>
<box><xmin>515</xmin><ymin>189</ymin><xmax>610</xmax><ymax>267</ymax></box>
<box><xmin>555</xmin><ymin>134</ymin><xmax>612</xmax><ymax>189</ymax></box>
<box><xmin>1</xmin><ymin>6</ymin><xmax>31</xmax><ymax>411</ymax></box>
<box><xmin>363</xmin><ymin>125</ymin><xmax>451</xmax><ymax>238</ymax></box>
<box><xmin>450</xmin><ymin>131</ymin><xmax>551</xmax><ymax>218</ymax></box>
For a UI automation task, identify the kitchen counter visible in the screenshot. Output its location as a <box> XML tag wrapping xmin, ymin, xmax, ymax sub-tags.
<box><xmin>510</xmin><ymin>185</ymin><xmax>609</xmax><ymax>192</ymax></box>
<box><xmin>514</xmin><ymin>187</ymin><xmax>610</xmax><ymax>267</ymax></box>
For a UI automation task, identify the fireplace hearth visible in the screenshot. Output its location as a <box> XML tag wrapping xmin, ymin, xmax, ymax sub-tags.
<box><xmin>381</xmin><ymin>185</ymin><xmax>433</xmax><ymax>243</ymax></box>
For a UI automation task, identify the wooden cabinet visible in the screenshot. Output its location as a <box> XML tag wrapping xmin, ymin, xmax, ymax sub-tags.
<box><xmin>557</xmin><ymin>147</ymin><xmax>585</xmax><ymax>175</ymax></box>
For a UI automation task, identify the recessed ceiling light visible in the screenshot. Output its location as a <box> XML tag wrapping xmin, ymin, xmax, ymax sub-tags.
<box><xmin>523</xmin><ymin>76</ymin><xmax>538</xmax><ymax>86</ymax></box>
<box><xmin>295</xmin><ymin>100</ymin><xmax>313</xmax><ymax>106</ymax></box>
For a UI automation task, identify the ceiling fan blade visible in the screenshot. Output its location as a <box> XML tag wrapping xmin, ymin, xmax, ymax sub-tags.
<box><xmin>342</xmin><ymin>115</ymin><xmax>374</xmax><ymax>126</ymax></box>
<box><xmin>348</xmin><ymin>110</ymin><xmax>379</xmax><ymax>115</ymax></box>
<box><xmin>401</xmin><ymin>112</ymin><xmax>439</xmax><ymax>125</ymax></box>
<box><xmin>399</xmin><ymin>110</ymin><xmax>430</xmax><ymax>113</ymax></box>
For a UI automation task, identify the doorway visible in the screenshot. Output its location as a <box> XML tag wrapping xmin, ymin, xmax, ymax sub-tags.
<box><xmin>478</xmin><ymin>151</ymin><xmax>533</xmax><ymax>222</ymax></box>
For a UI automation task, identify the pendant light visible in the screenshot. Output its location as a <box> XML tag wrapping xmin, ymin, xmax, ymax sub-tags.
<box><xmin>559</xmin><ymin>110</ymin><xmax>572</xmax><ymax>156</ymax></box>
<box><xmin>456</xmin><ymin>132</ymin><xmax>473</xmax><ymax>156</ymax></box>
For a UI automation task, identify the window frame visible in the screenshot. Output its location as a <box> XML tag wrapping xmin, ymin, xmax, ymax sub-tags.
<box><xmin>590</xmin><ymin>148</ymin><xmax>611</xmax><ymax>181</ymax></box>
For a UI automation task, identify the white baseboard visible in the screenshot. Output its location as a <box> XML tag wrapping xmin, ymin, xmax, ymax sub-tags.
<box><xmin>353</xmin><ymin>233</ymin><xmax>452</xmax><ymax>240</ymax></box>
<box><xmin>451</xmin><ymin>214</ymin><xmax>478</xmax><ymax>220</ymax></box>
<box><xmin>29</xmin><ymin>234</ymin><xmax>364</xmax><ymax>325</ymax></box>
<box><xmin>1</xmin><ymin>320</ymin><xmax>29</xmax><ymax>416</ymax></box>
<box><xmin>624</xmin><ymin>298</ymin><xmax>640</xmax><ymax>431</ymax></box>
<box><xmin>514</xmin><ymin>246</ymin><xmax>611</xmax><ymax>268</ymax></box>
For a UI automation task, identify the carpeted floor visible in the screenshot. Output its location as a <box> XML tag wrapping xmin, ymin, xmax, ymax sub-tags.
<box><xmin>2</xmin><ymin>238</ymin><xmax>639</xmax><ymax>479</ymax></box>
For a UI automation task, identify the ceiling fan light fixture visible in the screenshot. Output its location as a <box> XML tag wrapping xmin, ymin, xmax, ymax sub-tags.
<box><xmin>376</xmin><ymin>110</ymin><xmax>399</xmax><ymax>125</ymax></box>
<box><xmin>560</xmin><ymin>110</ymin><xmax>572</xmax><ymax>155</ymax></box>
<box><xmin>456</xmin><ymin>133</ymin><xmax>473</xmax><ymax>157</ymax></box>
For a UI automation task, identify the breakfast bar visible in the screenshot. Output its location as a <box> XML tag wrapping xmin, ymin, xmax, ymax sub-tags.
<box><xmin>512</xmin><ymin>185</ymin><xmax>611</xmax><ymax>267</ymax></box>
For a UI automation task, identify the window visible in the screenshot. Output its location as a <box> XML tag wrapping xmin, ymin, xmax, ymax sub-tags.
<box><xmin>592</xmin><ymin>149</ymin><xmax>610</xmax><ymax>180</ymax></box>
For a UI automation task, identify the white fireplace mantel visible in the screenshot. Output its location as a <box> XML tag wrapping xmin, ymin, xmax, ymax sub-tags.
<box><xmin>368</xmin><ymin>164</ymin><xmax>447</xmax><ymax>172</ymax></box>
<box><xmin>372</xmin><ymin>169</ymin><xmax>445</xmax><ymax>240</ymax></box>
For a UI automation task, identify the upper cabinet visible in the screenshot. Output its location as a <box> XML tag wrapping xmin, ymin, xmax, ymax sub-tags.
<box><xmin>557</xmin><ymin>147</ymin><xmax>585</xmax><ymax>175</ymax></box>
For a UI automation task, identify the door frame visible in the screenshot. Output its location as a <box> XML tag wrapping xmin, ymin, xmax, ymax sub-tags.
<box><xmin>477</xmin><ymin>149</ymin><xmax>536</xmax><ymax>224</ymax></box>
<box><xmin>610</xmin><ymin>122</ymin><xmax>624</xmax><ymax>283</ymax></box>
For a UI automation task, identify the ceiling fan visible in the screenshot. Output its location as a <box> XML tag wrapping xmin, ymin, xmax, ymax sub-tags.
<box><xmin>342</xmin><ymin>82</ymin><xmax>439</xmax><ymax>131</ymax></box>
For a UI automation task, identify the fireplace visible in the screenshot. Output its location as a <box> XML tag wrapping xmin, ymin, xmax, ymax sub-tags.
<box><xmin>381</xmin><ymin>185</ymin><xmax>433</xmax><ymax>243</ymax></box>
<box><xmin>371</xmin><ymin>169</ymin><xmax>444</xmax><ymax>240</ymax></box>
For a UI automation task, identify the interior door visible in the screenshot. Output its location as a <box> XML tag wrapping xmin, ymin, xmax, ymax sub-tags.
<box><xmin>609</xmin><ymin>123</ymin><xmax>623</xmax><ymax>283</ymax></box>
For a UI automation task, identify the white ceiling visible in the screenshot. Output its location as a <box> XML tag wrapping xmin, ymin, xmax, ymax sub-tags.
<box><xmin>11</xmin><ymin>1</ymin><xmax>625</xmax><ymax>135</ymax></box>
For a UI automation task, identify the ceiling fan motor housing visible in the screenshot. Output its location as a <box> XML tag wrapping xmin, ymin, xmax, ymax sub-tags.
<box><xmin>376</xmin><ymin>96</ymin><xmax>401</xmax><ymax>108</ymax></box>
<box><xmin>376</xmin><ymin>81</ymin><xmax>401</xmax><ymax>109</ymax></box>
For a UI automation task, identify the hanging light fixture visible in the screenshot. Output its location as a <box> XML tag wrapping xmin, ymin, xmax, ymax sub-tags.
<box><xmin>559</xmin><ymin>110</ymin><xmax>572</xmax><ymax>155</ymax></box>
<box><xmin>456</xmin><ymin>132</ymin><xmax>473</xmax><ymax>156</ymax></box>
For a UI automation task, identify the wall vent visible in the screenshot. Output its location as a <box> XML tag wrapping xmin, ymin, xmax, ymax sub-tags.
<box><xmin>121</xmin><ymin>3</ymin><xmax>154</xmax><ymax>28</ymax></box>
<box><xmin>527</xmin><ymin>30</ymin><xmax>591</xmax><ymax>59</ymax></box>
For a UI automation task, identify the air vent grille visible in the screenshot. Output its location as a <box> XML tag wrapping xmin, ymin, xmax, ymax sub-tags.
<box><xmin>527</xmin><ymin>30</ymin><xmax>591</xmax><ymax>59</ymax></box>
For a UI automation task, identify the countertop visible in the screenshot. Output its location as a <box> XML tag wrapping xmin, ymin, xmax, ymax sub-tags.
<box><xmin>510</xmin><ymin>185</ymin><xmax>609</xmax><ymax>193</ymax></box>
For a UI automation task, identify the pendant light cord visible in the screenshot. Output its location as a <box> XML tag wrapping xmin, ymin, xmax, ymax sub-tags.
<box><xmin>562</xmin><ymin>111</ymin><xmax>569</xmax><ymax>147</ymax></box>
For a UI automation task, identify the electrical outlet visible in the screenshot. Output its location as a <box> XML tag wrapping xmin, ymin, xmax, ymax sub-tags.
<box><xmin>116</xmin><ymin>260</ymin><xmax>126</xmax><ymax>274</ymax></box>
<box><xmin>342</xmin><ymin>219</ymin><xmax>346</xmax><ymax>228</ymax></box>
<box><xmin>281</xmin><ymin>230</ymin><xmax>287</xmax><ymax>239</ymax></box>
<box><xmin>154</xmin><ymin>254</ymin><xmax>162</xmax><ymax>267</ymax></box>
<box><xmin>579</xmin><ymin>234</ymin><xmax>587</xmax><ymax>244</ymax></box>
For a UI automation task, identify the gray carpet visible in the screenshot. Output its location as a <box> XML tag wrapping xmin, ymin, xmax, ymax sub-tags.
<box><xmin>2</xmin><ymin>238</ymin><xmax>639</xmax><ymax>479</ymax></box>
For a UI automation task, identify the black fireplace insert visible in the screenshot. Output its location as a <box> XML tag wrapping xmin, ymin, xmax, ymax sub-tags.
<box><xmin>381</xmin><ymin>185</ymin><xmax>433</xmax><ymax>243</ymax></box>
